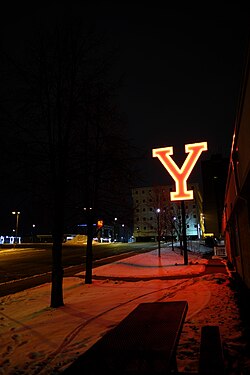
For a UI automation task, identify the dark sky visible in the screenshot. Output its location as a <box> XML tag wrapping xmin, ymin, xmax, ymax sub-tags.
<box><xmin>2</xmin><ymin>2</ymin><xmax>250</xmax><ymax>186</ymax></box>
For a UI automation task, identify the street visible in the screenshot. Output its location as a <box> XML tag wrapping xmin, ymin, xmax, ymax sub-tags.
<box><xmin>0</xmin><ymin>242</ymin><xmax>157</xmax><ymax>296</ymax></box>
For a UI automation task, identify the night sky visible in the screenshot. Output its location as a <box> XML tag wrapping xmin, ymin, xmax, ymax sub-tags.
<box><xmin>1</xmin><ymin>2</ymin><xmax>250</xmax><ymax>232</ymax></box>
<box><xmin>2</xmin><ymin>4</ymin><xmax>250</xmax><ymax>162</ymax></box>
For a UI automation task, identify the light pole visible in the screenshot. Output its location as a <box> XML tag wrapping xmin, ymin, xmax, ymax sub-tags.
<box><xmin>121</xmin><ymin>224</ymin><xmax>125</xmax><ymax>243</ymax></box>
<box><xmin>171</xmin><ymin>216</ymin><xmax>176</xmax><ymax>251</ymax></box>
<box><xmin>156</xmin><ymin>208</ymin><xmax>161</xmax><ymax>257</ymax></box>
<box><xmin>32</xmin><ymin>224</ymin><xmax>36</xmax><ymax>243</ymax></box>
<box><xmin>12</xmin><ymin>211</ymin><xmax>20</xmax><ymax>245</ymax></box>
<box><xmin>114</xmin><ymin>217</ymin><xmax>118</xmax><ymax>242</ymax></box>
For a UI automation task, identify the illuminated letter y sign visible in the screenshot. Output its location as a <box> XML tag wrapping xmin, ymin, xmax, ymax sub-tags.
<box><xmin>152</xmin><ymin>142</ymin><xmax>208</xmax><ymax>201</ymax></box>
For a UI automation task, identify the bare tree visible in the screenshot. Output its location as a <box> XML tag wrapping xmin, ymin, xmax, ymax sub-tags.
<box><xmin>146</xmin><ymin>187</ymin><xmax>192</xmax><ymax>256</ymax></box>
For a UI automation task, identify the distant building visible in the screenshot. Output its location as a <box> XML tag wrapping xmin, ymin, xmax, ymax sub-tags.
<box><xmin>132</xmin><ymin>183</ymin><xmax>204</xmax><ymax>242</ymax></box>
<box><xmin>201</xmin><ymin>154</ymin><xmax>229</xmax><ymax>238</ymax></box>
<box><xmin>222</xmin><ymin>42</ymin><xmax>250</xmax><ymax>289</ymax></box>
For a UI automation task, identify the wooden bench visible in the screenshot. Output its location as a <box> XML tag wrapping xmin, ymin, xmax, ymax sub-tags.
<box><xmin>63</xmin><ymin>301</ymin><xmax>188</xmax><ymax>374</ymax></box>
<box><xmin>198</xmin><ymin>325</ymin><xmax>225</xmax><ymax>375</ymax></box>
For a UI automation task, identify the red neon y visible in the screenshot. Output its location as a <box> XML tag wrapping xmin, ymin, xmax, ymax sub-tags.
<box><xmin>152</xmin><ymin>142</ymin><xmax>208</xmax><ymax>201</ymax></box>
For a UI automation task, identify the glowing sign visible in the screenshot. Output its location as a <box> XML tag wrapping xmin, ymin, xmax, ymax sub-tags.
<box><xmin>97</xmin><ymin>220</ymin><xmax>103</xmax><ymax>228</ymax></box>
<box><xmin>152</xmin><ymin>142</ymin><xmax>208</xmax><ymax>201</ymax></box>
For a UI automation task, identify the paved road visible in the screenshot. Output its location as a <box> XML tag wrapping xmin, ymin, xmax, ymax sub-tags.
<box><xmin>0</xmin><ymin>243</ymin><xmax>157</xmax><ymax>296</ymax></box>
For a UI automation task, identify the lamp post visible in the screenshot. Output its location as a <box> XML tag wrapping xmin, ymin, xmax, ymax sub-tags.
<box><xmin>121</xmin><ymin>224</ymin><xmax>125</xmax><ymax>243</ymax></box>
<box><xmin>171</xmin><ymin>216</ymin><xmax>176</xmax><ymax>251</ymax></box>
<box><xmin>12</xmin><ymin>211</ymin><xmax>20</xmax><ymax>245</ymax></box>
<box><xmin>32</xmin><ymin>224</ymin><xmax>36</xmax><ymax>243</ymax></box>
<box><xmin>114</xmin><ymin>217</ymin><xmax>118</xmax><ymax>242</ymax></box>
<box><xmin>156</xmin><ymin>208</ymin><xmax>161</xmax><ymax>257</ymax></box>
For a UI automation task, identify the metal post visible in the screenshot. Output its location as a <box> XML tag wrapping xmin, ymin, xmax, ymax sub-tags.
<box><xmin>156</xmin><ymin>208</ymin><xmax>161</xmax><ymax>257</ymax></box>
<box><xmin>12</xmin><ymin>211</ymin><xmax>20</xmax><ymax>246</ymax></box>
<box><xmin>181</xmin><ymin>201</ymin><xmax>188</xmax><ymax>265</ymax></box>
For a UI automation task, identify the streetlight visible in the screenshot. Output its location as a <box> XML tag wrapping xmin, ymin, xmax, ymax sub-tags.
<box><xmin>156</xmin><ymin>208</ymin><xmax>161</xmax><ymax>257</ymax></box>
<box><xmin>114</xmin><ymin>217</ymin><xmax>118</xmax><ymax>242</ymax></box>
<box><xmin>32</xmin><ymin>224</ymin><xmax>36</xmax><ymax>243</ymax></box>
<box><xmin>171</xmin><ymin>216</ymin><xmax>176</xmax><ymax>251</ymax></box>
<box><xmin>12</xmin><ymin>211</ymin><xmax>20</xmax><ymax>245</ymax></box>
<box><xmin>121</xmin><ymin>223</ymin><xmax>125</xmax><ymax>243</ymax></box>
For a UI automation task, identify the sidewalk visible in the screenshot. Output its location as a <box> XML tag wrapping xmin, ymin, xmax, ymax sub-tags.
<box><xmin>82</xmin><ymin>245</ymin><xmax>227</xmax><ymax>282</ymax></box>
<box><xmin>1</xmin><ymin>245</ymin><xmax>248</xmax><ymax>375</ymax></box>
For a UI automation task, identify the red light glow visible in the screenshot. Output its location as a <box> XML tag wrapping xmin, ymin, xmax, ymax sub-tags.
<box><xmin>152</xmin><ymin>142</ymin><xmax>208</xmax><ymax>201</ymax></box>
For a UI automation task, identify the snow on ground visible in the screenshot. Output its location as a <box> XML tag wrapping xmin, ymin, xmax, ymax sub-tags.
<box><xmin>0</xmin><ymin>244</ymin><xmax>250</xmax><ymax>374</ymax></box>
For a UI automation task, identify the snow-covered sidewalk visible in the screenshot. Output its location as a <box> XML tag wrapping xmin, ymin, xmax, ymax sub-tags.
<box><xmin>0</xmin><ymin>246</ymin><xmax>249</xmax><ymax>374</ymax></box>
<box><xmin>88</xmin><ymin>246</ymin><xmax>208</xmax><ymax>279</ymax></box>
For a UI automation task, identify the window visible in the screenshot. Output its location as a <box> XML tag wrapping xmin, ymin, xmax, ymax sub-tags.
<box><xmin>136</xmin><ymin>209</ymin><xmax>139</xmax><ymax>212</ymax></box>
<box><xmin>193</xmin><ymin>214</ymin><xmax>196</xmax><ymax>218</ymax></box>
<box><xmin>143</xmin><ymin>208</ymin><xmax>145</xmax><ymax>212</ymax></box>
<box><xmin>143</xmin><ymin>199</ymin><xmax>145</xmax><ymax>203</ymax></box>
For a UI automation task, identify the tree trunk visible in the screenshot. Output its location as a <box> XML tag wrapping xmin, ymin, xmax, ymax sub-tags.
<box><xmin>51</xmin><ymin>237</ymin><xmax>64</xmax><ymax>307</ymax></box>
<box><xmin>50</xmin><ymin>183</ymin><xmax>64</xmax><ymax>307</ymax></box>
<box><xmin>85</xmin><ymin>210</ymin><xmax>94</xmax><ymax>284</ymax></box>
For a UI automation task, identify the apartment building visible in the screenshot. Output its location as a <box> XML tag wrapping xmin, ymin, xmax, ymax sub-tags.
<box><xmin>132</xmin><ymin>183</ymin><xmax>204</xmax><ymax>242</ymax></box>
<box><xmin>222</xmin><ymin>42</ymin><xmax>250</xmax><ymax>289</ymax></box>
